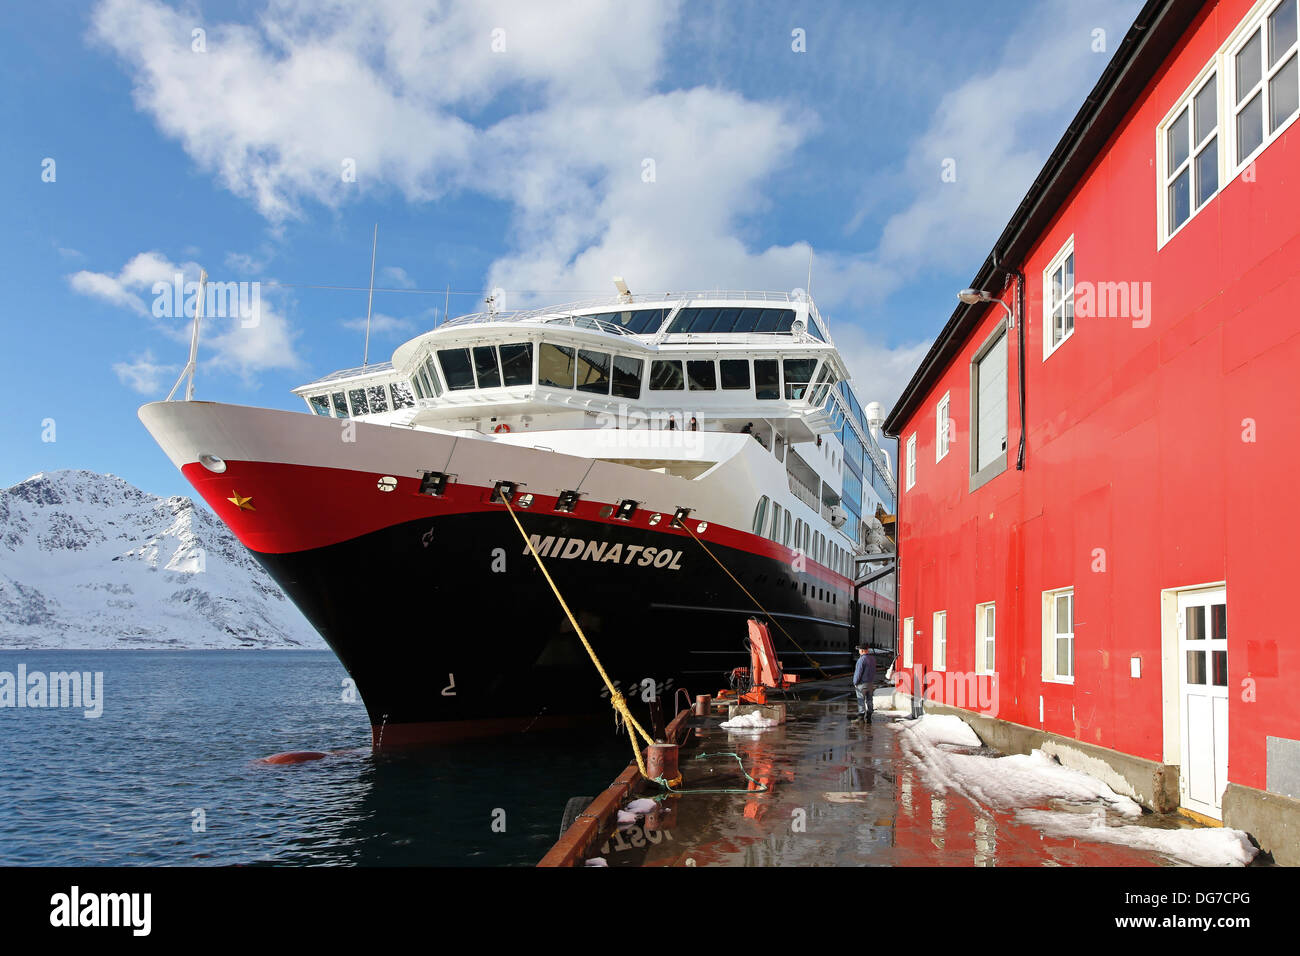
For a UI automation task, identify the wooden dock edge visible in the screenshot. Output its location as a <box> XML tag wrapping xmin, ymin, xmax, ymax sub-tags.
<box><xmin>537</xmin><ymin>707</ymin><xmax>693</xmax><ymax>867</ymax></box>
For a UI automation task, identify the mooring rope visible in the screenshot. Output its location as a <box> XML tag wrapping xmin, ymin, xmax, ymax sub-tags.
<box><xmin>676</xmin><ymin>518</ymin><xmax>830</xmax><ymax>680</ymax></box>
<box><xmin>499</xmin><ymin>493</ymin><xmax>658</xmax><ymax>781</ymax></box>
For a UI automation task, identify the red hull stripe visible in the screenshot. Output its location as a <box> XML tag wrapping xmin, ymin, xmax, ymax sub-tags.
<box><xmin>180</xmin><ymin>459</ymin><xmax>886</xmax><ymax>599</ymax></box>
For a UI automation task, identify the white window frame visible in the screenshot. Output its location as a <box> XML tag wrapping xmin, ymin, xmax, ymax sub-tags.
<box><xmin>935</xmin><ymin>392</ymin><xmax>951</xmax><ymax>462</ymax></box>
<box><xmin>903</xmin><ymin>617</ymin><xmax>914</xmax><ymax>668</ymax></box>
<box><xmin>905</xmin><ymin>433</ymin><xmax>917</xmax><ymax>490</ymax></box>
<box><xmin>1042</xmin><ymin>587</ymin><xmax>1075</xmax><ymax>684</ymax></box>
<box><xmin>1156</xmin><ymin>62</ymin><xmax>1222</xmax><ymax>246</ymax></box>
<box><xmin>975</xmin><ymin>602</ymin><xmax>996</xmax><ymax>676</ymax></box>
<box><xmin>1042</xmin><ymin>237</ymin><xmax>1076</xmax><ymax>359</ymax></box>
<box><xmin>1155</xmin><ymin>0</ymin><xmax>1300</xmax><ymax>247</ymax></box>
<box><xmin>1226</xmin><ymin>0</ymin><xmax>1300</xmax><ymax>176</ymax></box>
<box><xmin>932</xmin><ymin>610</ymin><xmax>947</xmax><ymax>671</ymax></box>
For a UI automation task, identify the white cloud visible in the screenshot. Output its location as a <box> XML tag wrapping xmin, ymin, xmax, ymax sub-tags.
<box><xmin>69</xmin><ymin>251</ymin><xmax>199</xmax><ymax>316</ymax></box>
<box><xmin>113</xmin><ymin>351</ymin><xmax>177</xmax><ymax>394</ymax></box>
<box><xmin>69</xmin><ymin>251</ymin><xmax>302</xmax><ymax>377</ymax></box>
<box><xmin>380</xmin><ymin>266</ymin><xmax>415</xmax><ymax>289</ymax></box>
<box><xmin>340</xmin><ymin>312</ymin><xmax>416</xmax><ymax>336</ymax></box>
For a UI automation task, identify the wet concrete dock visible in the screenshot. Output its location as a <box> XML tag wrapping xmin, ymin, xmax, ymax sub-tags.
<box><xmin>577</xmin><ymin>693</ymin><xmax>1215</xmax><ymax>867</ymax></box>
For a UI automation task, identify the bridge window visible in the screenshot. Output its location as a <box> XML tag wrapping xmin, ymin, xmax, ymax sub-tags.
<box><xmin>348</xmin><ymin>388</ymin><xmax>369</xmax><ymax>415</ymax></box>
<box><xmin>667</xmin><ymin>307</ymin><xmax>796</xmax><ymax>334</ymax></box>
<box><xmin>754</xmin><ymin>359</ymin><xmax>780</xmax><ymax>399</ymax></box>
<box><xmin>367</xmin><ymin>385</ymin><xmax>389</xmax><ymax>413</ymax></box>
<box><xmin>539</xmin><ymin>343</ymin><xmax>576</xmax><ymax>389</ymax></box>
<box><xmin>331</xmin><ymin>392</ymin><xmax>348</xmax><ymax>418</ymax></box>
<box><xmin>783</xmin><ymin>358</ymin><xmax>818</xmax><ymax>400</ymax></box>
<box><xmin>577</xmin><ymin>350</ymin><xmax>611</xmax><ymax>394</ymax></box>
<box><xmin>473</xmin><ymin>346</ymin><xmax>502</xmax><ymax>389</ymax></box>
<box><xmin>720</xmin><ymin>359</ymin><xmax>750</xmax><ymax>389</ymax></box>
<box><xmin>599</xmin><ymin>309</ymin><xmax>672</xmax><ymax>334</ymax></box>
<box><xmin>649</xmin><ymin>360</ymin><xmax>685</xmax><ymax>390</ymax></box>
<box><xmin>308</xmin><ymin>394</ymin><xmax>330</xmax><ymax>416</ymax></box>
<box><xmin>687</xmin><ymin>360</ymin><xmax>717</xmax><ymax>390</ymax></box>
<box><xmin>499</xmin><ymin>343</ymin><xmax>534</xmax><ymax>386</ymax></box>
<box><xmin>412</xmin><ymin>375</ymin><xmax>427</xmax><ymax>400</ymax></box>
<box><xmin>438</xmin><ymin>348</ymin><xmax>476</xmax><ymax>390</ymax></box>
<box><xmin>612</xmin><ymin>356</ymin><xmax>643</xmax><ymax>398</ymax></box>
<box><xmin>390</xmin><ymin>381</ymin><xmax>415</xmax><ymax>409</ymax></box>
<box><xmin>422</xmin><ymin>357</ymin><xmax>444</xmax><ymax>397</ymax></box>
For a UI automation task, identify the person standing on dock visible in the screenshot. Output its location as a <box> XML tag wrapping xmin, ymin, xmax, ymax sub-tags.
<box><xmin>853</xmin><ymin>645</ymin><xmax>877</xmax><ymax>721</ymax></box>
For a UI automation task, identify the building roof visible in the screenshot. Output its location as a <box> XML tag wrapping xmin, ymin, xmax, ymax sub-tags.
<box><xmin>882</xmin><ymin>0</ymin><xmax>1206</xmax><ymax>436</ymax></box>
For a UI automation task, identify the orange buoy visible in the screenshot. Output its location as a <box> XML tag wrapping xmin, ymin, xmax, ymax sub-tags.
<box><xmin>493</xmin><ymin>423</ymin><xmax>511</xmax><ymax>433</ymax></box>
<box><xmin>258</xmin><ymin>751</ymin><xmax>328</xmax><ymax>765</ymax></box>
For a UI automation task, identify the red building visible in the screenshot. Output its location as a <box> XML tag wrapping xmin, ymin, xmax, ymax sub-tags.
<box><xmin>884</xmin><ymin>0</ymin><xmax>1300</xmax><ymax>863</ymax></box>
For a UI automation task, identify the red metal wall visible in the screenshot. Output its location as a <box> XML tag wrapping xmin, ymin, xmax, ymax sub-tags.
<box><xmin>896</xmin><ymin>0</ymin><xmax>1300</xmax><ymax>791</ymax></box>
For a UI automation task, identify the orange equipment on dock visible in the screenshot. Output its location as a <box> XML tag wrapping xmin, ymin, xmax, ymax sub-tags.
<box><xmin>724</xmin><ymin>618</ymin><xmax>800</xmax><ymax>704</ymax></box>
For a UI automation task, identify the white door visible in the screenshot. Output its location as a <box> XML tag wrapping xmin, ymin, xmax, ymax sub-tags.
<box><xmin>1177</xmin><ymin>588</ymin><xmax>1228</xmax><ymax>819</ymax></box>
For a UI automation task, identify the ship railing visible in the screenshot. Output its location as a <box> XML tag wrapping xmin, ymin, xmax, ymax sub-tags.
<box><xmin>442</xmin><ymin>290</ymin><xmax>827</xmax><ymax>332</ymax></box>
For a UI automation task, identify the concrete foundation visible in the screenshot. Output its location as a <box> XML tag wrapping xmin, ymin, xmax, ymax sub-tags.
<box><xmin>921</xmin><ymin>702</ymin><xmax>1180</xmax><ymax>813</ymax></box>
<box><xmin>1223</xmin><ymin>782</ymin><xmax>1300</xmax><ymax>867</ymax></box>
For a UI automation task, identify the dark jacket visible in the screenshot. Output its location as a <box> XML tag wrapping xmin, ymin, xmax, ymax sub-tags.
<box><xmin>853</xmin><ymin>653</ymin><xmax>877</xmax><ymax>686</ymax></box>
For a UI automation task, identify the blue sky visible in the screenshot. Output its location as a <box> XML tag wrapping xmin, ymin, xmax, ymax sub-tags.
<box><xmin>1</xmin><ymin>0</ymin><xmax>1142</xmax><ymax>500</ymax></box>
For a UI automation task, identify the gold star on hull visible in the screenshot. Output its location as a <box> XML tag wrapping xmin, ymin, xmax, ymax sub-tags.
<box><xmin>227</xmin><ymin>492</ymin><xmax>255</xmax><ymax>511</ymax></box>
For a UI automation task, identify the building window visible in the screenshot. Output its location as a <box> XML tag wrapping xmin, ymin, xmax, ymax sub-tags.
<box><xmin>1043</xmin><ymin>238</ymin><xmax>1075</xmax><ymax>358</ymax></box>
<box><xmin>969</xmin><ymin>321</ymin><xmax>1009</xmax><ymax>491</ymax></box>
<box><xmin>975</xmin><ymin>602</ymin><xmax>995</xmax><ymax>675</ymax></box>
<box><xmin>936</xmin><ymin>392</ymin><xmax>951</xmax><ymax>461</ymax></box>
<box><xmin>932</xmin><ymin>611</ymin><xmax>947</xmax><ymax>670</ymax></box>
<box><xmin>905</xmin><ymin>434</ymin><xmax>917</xmax><ymax>490</ymax></box>
<box><xmin>1161</xmin><ymin>69</ymin><xmax>1220</xmax><ymax>240</ymax></box>
<box><xmin>903</xmin><ymin>617</ymin><xmax>914</xmax><ymax>668</ymax></box>
<box><xmin>1229</xmin><ymin>0</ymin><xmax>1300</xmax><ymax>170</ymax></box>
<box><xmin>1043</xmin><ymin>587</ymin><xmax>1074</xmax><ymax>683</ymax></box>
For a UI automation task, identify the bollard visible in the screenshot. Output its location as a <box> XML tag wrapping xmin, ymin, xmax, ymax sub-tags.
<box><xmin>646</xmin><ymin>742</ymin><xmax>680</xmax><ymax>783</ymax></box>
<box><xmin>693</xmin><ymin>694</ymin><xmax>712</xmax><ymax>716</ymax></box>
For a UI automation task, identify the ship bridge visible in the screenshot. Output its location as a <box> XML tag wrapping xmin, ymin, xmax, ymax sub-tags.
<box><xmin>293</xmin><ymin>292</ymin><xmax>846</xmax><ymax>447</ymax></box>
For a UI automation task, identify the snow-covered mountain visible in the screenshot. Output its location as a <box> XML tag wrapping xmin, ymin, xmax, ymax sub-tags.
<box><xmin>0</xmin><ymin>469</ymin><xmax>324</xmax><ymax>649</ymax></box>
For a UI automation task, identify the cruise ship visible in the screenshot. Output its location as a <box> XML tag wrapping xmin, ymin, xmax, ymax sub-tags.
<box><xmin>139</xmin><ymin>288</ymin><xmax>897</xmax><ymax>746</ymax></box>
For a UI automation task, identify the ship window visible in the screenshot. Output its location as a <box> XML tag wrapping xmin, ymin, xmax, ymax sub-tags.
<box><xmin>367</xmin><ymin>385</ymin><xmax>389</xmax><ymax>413</ymax></box>
<box><xmin>649</xmin><ymin>360</ymin><xmax>685</xmax><ymax>390</ymax></box>
<box><xmin>331</xmin><ymin>392</ymin><xmax>348</xmax><ymax>418</ymax></box>
<box><xmin>783</xmin><ymin>511</ymin><xmax>792</xmax><ymax>546</ymax></box>
<box><xmin>667</xmin><ymin>308</ymin><xmax>698</xmax><ymax>333</ymax></box>
<box><xmin>499</xmin><ymin>343</ymin><xmax>534</xmax><ymax>386</ymax></box>
<box><xmin>720</xmin><ymin>359</ymin><xmax>750</xmax><ymax>389</ymax></box>
<box><xmin>473</xmin><ymin>346</ymin><xmax>502</xmax><ymax>389</ymax></box>
<box><xmin>438</xmin><ymin>349</ymin><xmax>476</xmax><ymax>390</ymax></box>
<box><xmin>687</xmin><ymin>360</ymin><xmax>717</xmax><ymax>390</ymax></box>
<box><xmin>412</xmin><ymin>374</ymin><xmax>427</xmax><ymax>400</ymax></box>
<box><xmin>308</xmin><ymin>394</ymin><xmax>331</xmax><ymax>416</ymax></box>
<box><xmin>769</xmin><ymin>503</ymin><xmax>782</xmax><ymax>542</ymax></box>
<box><xmin>539</xmin><ymin>343</ymin><xmax>576</xmax><ymax>389</ymax></box>
<box><xmin>576</xmin><ymin>349</ymin><xmax>612</xmax><ymax>394</ymax></box>
<box><xmin>423</xmin><ymin>357</ymin><xmax>444</xmax><ymax>397</ymax></box>
<box><xmin>754</xmin><ymin>359</ymin><xmax>780</xmax><ymax>399</ymax></box>
<box><xmin>612</xmin><ymin>356</ymin><xmax>643</xmax><ymax>399</ymax></box>
<box><xmin>783</xmin><ymin>358</ymin><xmax>818</xmax><ymax>400</ymax></box>
<box><xmin>390</xmin><ymin>381</ymin><xmax>415</xmax><ymax>409</ymax></box>
<box><xmin>709</xmin><ymin>308</ymin><xmax>743</xmax><ymax>332</ymax></box>
<box><xmin>752</xmin><ymin>496</ymin><xmax>769</xmax><ymax>535</ymax></box>
<box><xmin>687</xmin><ymin>308</ymin><xmax>723</xmax><ymax>333</ymax></box>
<box><xmin>347</xmin><ymin>388</ymin><xmax>369</xmax><ymax>415</ymax></box>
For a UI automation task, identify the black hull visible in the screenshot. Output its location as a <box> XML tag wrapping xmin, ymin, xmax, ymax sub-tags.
<box><xmin>253</xmin><ymin>509</ymin><xmax>878</xmax><ymax>744</ymax></box>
